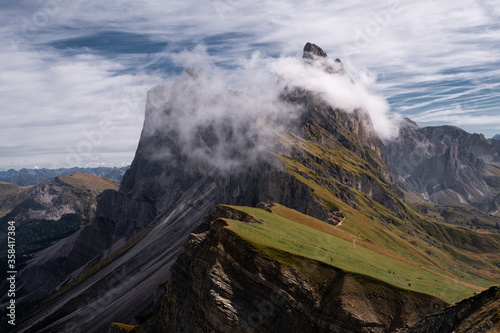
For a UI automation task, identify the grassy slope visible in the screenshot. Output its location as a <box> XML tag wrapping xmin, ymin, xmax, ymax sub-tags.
<box><xmin>0</xmin><ymin>182</ymin><xmax>33</xmax><ymax>217</ymax></box>
<box><xmin>224</xmin><ymin>204</ymin><xmax>481</xmax><ymax>303</ymax></box>
<box><xmin>58</xmin><ymin>172</ymin><xmax>120</xmax><ymax>194</ymax></box>
<box><xmin>267</xmin><ymin>121</ymin><xmax>500</xmax><ymax>303</ymax></box>
<box><xmin>0</xmin><ymin>182</ymin><xmax>32</xmax><ymax>201</ymax></box>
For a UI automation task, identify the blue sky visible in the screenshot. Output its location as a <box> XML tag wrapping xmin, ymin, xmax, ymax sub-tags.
<box><xmin>0</xmin><ymin>0</ymin><xmax>499</xmax><ymax>170</ymax></box>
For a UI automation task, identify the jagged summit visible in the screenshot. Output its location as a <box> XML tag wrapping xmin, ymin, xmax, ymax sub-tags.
<box><xmin>302</xmin><ymin>42</ymin><xmax>346</xmax><ymax>75</ymax></box>
<box><xmin>303</xmin><ymin>42</ymin><xmax>327</xmax><ymax>59</ymax></box>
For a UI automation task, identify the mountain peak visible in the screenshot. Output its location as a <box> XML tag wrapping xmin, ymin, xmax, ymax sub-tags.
<box><xmin>303</xmin><ymin>42</ymin><xmax>327</xmax><ymax>59</ymax></box>
<box><xmin>302</xmin><ymin>42</ymin><xmax>347</xmax><ymax>77</ymax></box>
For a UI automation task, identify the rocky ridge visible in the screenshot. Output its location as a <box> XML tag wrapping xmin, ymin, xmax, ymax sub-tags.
<box><xmin>0</xmin><ymin>166</ymin><xmax>128</xmax><ymax>186</ymax></box>
<box><xmin>399</xmin><ymin>286</ymin><xmax>500</xmax><ymax>333</ymax></box>
<box><xmin>137</xmin><ymin>205</ymin><xmax>447</xmax><ymax>333</ymax></box>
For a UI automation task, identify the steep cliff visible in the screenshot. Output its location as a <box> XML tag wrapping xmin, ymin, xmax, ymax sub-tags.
<box><xmin>399</xmin><ymin>286</ymin><xmax>500</xmax><ymax>333</ymax></box>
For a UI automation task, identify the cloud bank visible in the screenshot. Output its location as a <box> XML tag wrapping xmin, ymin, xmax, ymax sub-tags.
<box><xmin>141</xmin><ymin>47</ymin><xmax>401</xmax><ymax>173</ymax></box>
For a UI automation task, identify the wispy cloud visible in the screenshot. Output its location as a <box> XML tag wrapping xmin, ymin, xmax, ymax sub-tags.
<box><xmin>0</xmin><ymin>0</ymin><xmax>499</xmax><ymax>169</ymax></box>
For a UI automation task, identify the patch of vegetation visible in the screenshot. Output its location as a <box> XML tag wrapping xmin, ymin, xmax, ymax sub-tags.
<box><xmin>412</xmin><ymin>201</ymin><xmax>500</xmax><ymax>233</ymax></box>
<box><xmin>111</xmin><ymin>322</ymin><xmax>137</xmax><ymax>332</ymax></box>
<box><xmin>223</xmin><ymin>204</ymin><xmax>481</xmax><ymax>303</ymax></box>
<box><xmin>58</xmin><ymin>172</ymin><xmax>120</xmax><ymax>194</ymax></box>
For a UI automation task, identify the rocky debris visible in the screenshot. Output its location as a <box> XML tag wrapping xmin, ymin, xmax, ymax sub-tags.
<box><xmin>137</xmin><ymin>205</ymin><xmax>447</xmax><ymax>333</ymax></box>
<box><xmin>399</xmin><ymin>286</ymin><xmax>500</xmax><ymax>333</ymax></box>
<box><xmin>385</xmin><ymin>119</ymin><xmax>500</xmax><ymax>209</ymax></box>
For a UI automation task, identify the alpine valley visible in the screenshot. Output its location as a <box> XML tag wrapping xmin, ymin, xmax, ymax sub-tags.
<box><xmin>2</xmin><ymin>44</ymin><xmax>499</xmax><ymax>333</ymax></box>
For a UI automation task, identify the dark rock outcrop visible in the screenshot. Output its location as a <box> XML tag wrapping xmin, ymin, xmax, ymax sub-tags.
<box><xmin>399</xmin><ymin>286</ymin><xmax>500</xmax><ymax>333</ymax></box>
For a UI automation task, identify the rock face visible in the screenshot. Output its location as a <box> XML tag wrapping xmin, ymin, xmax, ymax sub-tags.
<box><xmin>11</xmin><ymin>43</ymin><xmax>443</xmax><ymax>332</ymax></box>
<box><xmin>385</xmin><ymin>119</ymin><xmax>500</xmax><ymax>208</ymax></box>
<box><xmin>399</xmin><ymin>286</ymin><xmax>500</xmax><ymax>333</ymax></box>
<box><xmin>137</xmin><ymin>205</ymin><xmax>447</xmax><ymax>333</ymax></box>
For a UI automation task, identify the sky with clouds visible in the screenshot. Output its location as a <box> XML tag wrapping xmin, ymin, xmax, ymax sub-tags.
<box><xmin>0</xmin><ymin>0</ymin><xmax>499</xmax><ymax>170</ymax></box>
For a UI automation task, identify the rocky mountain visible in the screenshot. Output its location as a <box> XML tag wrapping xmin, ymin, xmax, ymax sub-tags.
<box><xmin>0</xmin><ymin>166</ymin><xmax>128</xmax><ymax>186</ymax></box>
<box><xmin>0</xmin><ymin>173</ymin><xmax>120</xmax><ymax>296</ymax></box>
<box><xmin>7</xmin><ymin>43</ymin><xmax>500</xmax><ymax>333</ymax></box>
<box><xmin>492</xmin><ymin>134</ymin><xmax>500</xmax><ymax>140</ymax></box>
<box><xmin>399</xmin><ymin>286</ymin><xmax>500</xmax><ymax>333</ymax></box>
<box><xmin>0</xmin><ymin>173</ymin><xmax>120</xmax><ymax>223</ymax></box>
<box><xmin>385</xmin><ymin>119</ymin><xmax>500</xmax><ymax>209</ymax></box>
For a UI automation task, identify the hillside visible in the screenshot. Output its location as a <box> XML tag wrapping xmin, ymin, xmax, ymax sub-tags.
<box><xmin>0</xmin><ymin>182</ymin><xmax>32</xmax><ymax>201</ymax></box>
<box><xmin>0</xmin><ymin>172</ymin><xmax>120</xmax><ymax>223</ymax></box>
<box><xmin>137</xmin><ymin>205</ymin><xmax>448</xmax><ymax>332</ymax></box>
<box><xmin>8</xmin><ymin>43</ymin><xmax>500</xmax><ymax>333</ymax></box>
<box><xmin>0</xmin><ymin>182</ymin><xmax>32</xmax><ymax>217</ymax></box>
<box><xmin>0</xmin><ymin>173</ymin><xmax>120</xmax><ymax>303</ymax></box>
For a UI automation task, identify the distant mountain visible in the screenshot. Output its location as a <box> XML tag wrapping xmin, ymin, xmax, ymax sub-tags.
<box><xmin>0</xmin><ymin>173</ymin><xmax>120</xmax><ymax>290</ymax></box>
<box><xmin>0</xmin><ymin>166</ymin><xmax>128</xmax><ymax>186</ymax></box>
<box><xmin>493</xmin><ymin>134</ymin><xmax>500</xmax><ymax>140</ymax></box>
<box><xmin>385</xmin><ymin>120</ymin><xmax>500</xmax><ymax>209</ymax></box>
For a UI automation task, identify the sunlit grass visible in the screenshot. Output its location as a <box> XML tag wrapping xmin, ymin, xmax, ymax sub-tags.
<box><xmin>224</xmin><ymin>204</ymin><xmax>483</xmax><ymax>303</ymax></box>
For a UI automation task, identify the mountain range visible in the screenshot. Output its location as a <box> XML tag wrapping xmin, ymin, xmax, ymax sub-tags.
<box><xmin>0</xmin><ymin>166</ymin><xmax>128</xmax><ymax>187</ymax></box>
<box><xmin>2</xmin><ymin>43</ymin><xmax>499</xmax><ymax>333</ymax></box>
